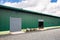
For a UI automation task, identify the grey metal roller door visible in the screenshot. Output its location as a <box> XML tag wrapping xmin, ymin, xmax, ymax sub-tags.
<box><xmin>10</xmin><ymin>17</ymin><xmax>22</xmax><ymax>32</ymax></box>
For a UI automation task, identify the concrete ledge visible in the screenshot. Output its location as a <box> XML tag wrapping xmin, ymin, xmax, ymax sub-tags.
<box><xmin>0</xmin><ymin>31</ymin><xmax>10</xmax><ymax>35</ymax></box>
<box><xmin>10</xmin><ymin>31</ymin><xmax>25</xmax><ymax>34</ymax></box>
<box><xmin>23</xmin><ymin>26</ymin><xmax>60</xmax><ymax>32</ymax></box>
<box><xmin>0</xmin><ymin>26</ymin><xmax>60</xmax><ymax>35</ymax></box>
<box><xmin>44</xmin><ymin>26</ymin><xmax>60</xmax><ymax>30</ymax></box>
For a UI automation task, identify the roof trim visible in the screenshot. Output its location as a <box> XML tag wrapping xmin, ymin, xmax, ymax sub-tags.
<box><xmin>0</xmin><ymin>5</ymin><xmax>60</xmax><ymax>18</ymax></box>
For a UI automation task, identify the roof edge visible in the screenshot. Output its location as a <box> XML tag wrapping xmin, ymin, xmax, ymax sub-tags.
<box><xmin>0</xmin><ymin>5</ymin><xmax>60</xmax><ymax>18</ymax></box>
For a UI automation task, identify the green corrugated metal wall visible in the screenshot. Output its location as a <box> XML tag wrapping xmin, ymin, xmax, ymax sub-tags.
<box><xmin>0</xmin><ymin>9</ymin><xmax>60</xmax><ymax>31</ymax></box>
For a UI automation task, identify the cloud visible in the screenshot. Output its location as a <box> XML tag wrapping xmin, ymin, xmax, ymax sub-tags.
<box><xmin>43</xmin><ymin>0</ymin><xmax>60</xmax><ymax>16</ymax></box>
<box><xmin>2</xmin><ymin>0</ymin><xmax>60</xmax><ymax>17</ymax></box>
<box><xmin>3</xmin><ymin>0</ymin><xmax>50</xmax><ymax>12</ymax></box>
<box><xmin>3</xmin><ymin>0</ymin><xmax>38</xmax><ymax>8</ymax></box>
<box><xmin>23</xmin><ymin>0</ymin><xmax>50</xmax><ymax>12</ymax></box>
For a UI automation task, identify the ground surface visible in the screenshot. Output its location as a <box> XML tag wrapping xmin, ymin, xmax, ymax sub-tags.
<box><xmin>0</xmin><ymin>29</ymin><xmax>60</xmax><ymax>40</ymax></box>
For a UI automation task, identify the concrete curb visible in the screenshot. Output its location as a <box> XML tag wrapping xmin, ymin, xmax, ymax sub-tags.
<box><xmin>0</xmin><ymin>26</ymin><xmax>60</xmax><ymax>35</ymax></box>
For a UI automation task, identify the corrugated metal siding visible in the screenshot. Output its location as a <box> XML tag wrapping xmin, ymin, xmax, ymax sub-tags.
<box><xmin>0</xmin><ymin>9</ymin><xmax>60</xmax><ymax>31</ymax></box>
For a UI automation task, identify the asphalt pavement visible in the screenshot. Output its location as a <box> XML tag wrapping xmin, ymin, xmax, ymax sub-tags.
<box><xmin>0</xmin><ymin>29</ymin><xmax>60</xmax><ymax>40</ymax></box>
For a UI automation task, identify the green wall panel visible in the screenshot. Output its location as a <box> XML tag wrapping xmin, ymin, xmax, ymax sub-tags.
<box><xmin>0</xmin><ymin>9</ymin><xmax>60</xmax><ymax>31</ymax></box>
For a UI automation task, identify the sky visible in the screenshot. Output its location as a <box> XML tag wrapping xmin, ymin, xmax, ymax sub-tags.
<box><xmin>0</xmin><ymin>0</ymin><xmax>60</xmax><ymax>17</ymax></box>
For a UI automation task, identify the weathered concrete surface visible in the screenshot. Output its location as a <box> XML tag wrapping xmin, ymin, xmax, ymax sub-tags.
<box><xmin>0</xmin><ymin>29</ymin><xmax>60</xmax><ymax>40</ymax></box>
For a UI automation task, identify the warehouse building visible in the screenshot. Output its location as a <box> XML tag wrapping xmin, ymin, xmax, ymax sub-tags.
<box><xmin>0</xmin><ymin>5</ymin><xmax>60</xmax><ymax>32</ymax></box>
